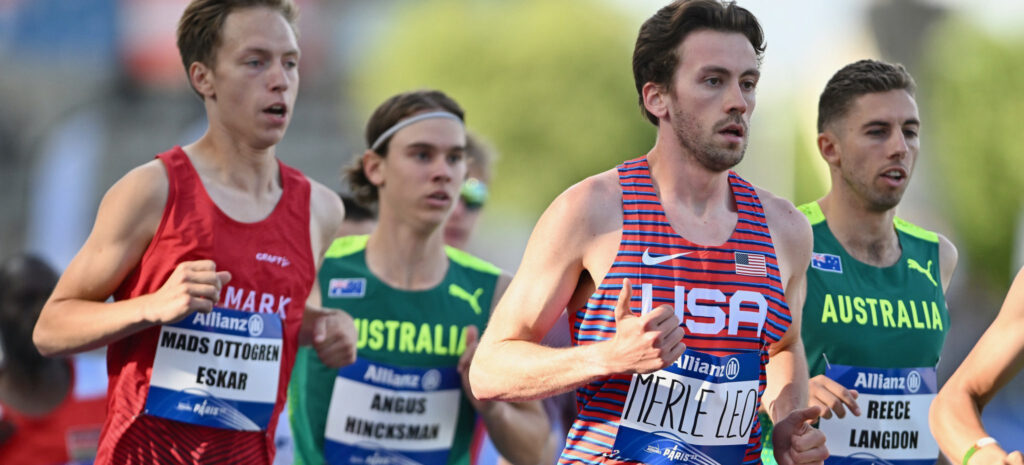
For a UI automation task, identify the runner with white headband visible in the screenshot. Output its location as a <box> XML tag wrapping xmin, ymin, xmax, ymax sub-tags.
<box><xmin>288</xmin><ymin>90</ymin><xmax>549</xmax><ymax>465</ymax></box>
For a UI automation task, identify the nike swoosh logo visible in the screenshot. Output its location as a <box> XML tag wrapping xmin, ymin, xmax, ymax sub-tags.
<box><xmin>641</xmin><ymin>248</ymin><xmax>693</xmax><ymax>266</ymax></box>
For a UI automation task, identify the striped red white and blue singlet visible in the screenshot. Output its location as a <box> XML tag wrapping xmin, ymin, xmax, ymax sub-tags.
<box><xmin>559</xmin><ymin>156</ymin><xmax>792</xmax><ymax>465</ymax></box>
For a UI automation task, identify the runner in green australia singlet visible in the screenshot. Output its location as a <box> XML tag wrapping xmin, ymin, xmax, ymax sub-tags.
<box><xmin>799</xmin><ymin>202</ymin><xmax>948</xmax><ymax>376</ymax></box>
<box><xmin>287</xmin><ymin>90</ymin><xmax>548</xmax><ymax>465</ymax></box>
<box><xmin>289</xmin><ymin>235</ymin><xmax>496</xmax><ymax>465</ymax></box>
<box><xmin>762</xmin><ymin>60</ymin><xmax>958</xmax><ymax>465</ymax></box>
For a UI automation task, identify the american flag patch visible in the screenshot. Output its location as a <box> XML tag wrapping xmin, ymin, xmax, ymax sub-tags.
<box><xmin>734</xmin><ymin>252</ymin><xmax>767</xmax><ymax>276</ymax></box>
<box><xmin>811</xmin><ymin>252</ymin><xmax>843</xmax><ymax>273</ymax></box>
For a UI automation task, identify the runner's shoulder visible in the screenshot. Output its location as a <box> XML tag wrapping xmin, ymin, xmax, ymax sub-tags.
<box><xmin>308</xmin><ymin>178</ymin><xmax>345</xmax><ymax>238</ymax></box>
<box><xmin>754</xmin><ymin>187</ymin><xmax>810</xmax><ymax>237</ymax></box>
<box><xmin>753</xmin><ymin>186</ymin><xmax>811</xmax><ymax>264</ymax></box>
<box><xmin>547</xmin><ymin>168</ymin><xmax>621</xmax><ymax>232</ymax></box>
<box><xmin>105</xmin><ymin>160</ymin><xmax>169</xmax><ymax>218</ymax></box>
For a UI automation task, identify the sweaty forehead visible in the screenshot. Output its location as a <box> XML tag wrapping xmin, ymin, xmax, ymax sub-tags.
<box><xmin>677</xmin><ymin>29</ymin><xmax>758</xmax><ymax>73</ymax></box>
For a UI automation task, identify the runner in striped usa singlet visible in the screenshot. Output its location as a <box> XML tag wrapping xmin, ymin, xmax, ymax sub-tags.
<box><xmin>559</xmin><ymin>156</ymin><xmax>793</xmax><ymax>464</ymax></box>
<box><xmin>470</xmin><ymin>2</ymin><xmax>828</xmax><ymax>465</ymax></box>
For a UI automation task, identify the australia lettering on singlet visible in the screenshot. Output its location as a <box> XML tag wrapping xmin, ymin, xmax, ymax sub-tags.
<box><xmin>817</xmin><ymin>294</ymin><xmax>943</xmax><ymax>331</ymax></box>
<box><xmin>353</xmin><ymin>318</ymin><xmax>472</xmax><ymax>356</ymax></box>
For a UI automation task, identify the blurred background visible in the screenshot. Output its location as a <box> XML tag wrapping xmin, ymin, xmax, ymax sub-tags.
<box><xmin>0</xmin><ymin>0</ymin><xmax>1021</xmax><ymax>449</ymax></box>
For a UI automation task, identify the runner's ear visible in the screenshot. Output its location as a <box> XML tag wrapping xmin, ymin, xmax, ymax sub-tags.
<box><xmin>817</xmin><ymin>130</ymin><xmax>840</xmax><ymax>167</ymax></box>
<box><xmin>362</xmin><ymin>150</ymin><xmax>385</xmax><ymax>188</ymax></box>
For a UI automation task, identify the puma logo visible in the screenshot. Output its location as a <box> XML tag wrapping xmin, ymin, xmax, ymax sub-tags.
<box><xmin>449</xmin><ymin>284</ymin><xmax>484</xmax><ymax>315</ymax></box>
<box><xmin>907</xmin><ymin>258</ymin><xmax>938</xmax><ymax>287</ymax></box>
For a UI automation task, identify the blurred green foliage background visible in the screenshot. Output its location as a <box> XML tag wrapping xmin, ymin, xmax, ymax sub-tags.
<box><xmin>351</xmin><ymin>0</ymin><xmax>654</xmax><ymax>215</ymax></box>
<box><xmin>923</xmin><ymin>17</ymin><xmax>1024</xmax><ymax>292</ymax></box>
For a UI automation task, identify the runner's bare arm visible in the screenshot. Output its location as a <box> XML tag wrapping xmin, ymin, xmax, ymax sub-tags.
<box><xmin>299</xmin><ymin>181</ymin><xmax>356</xmax><ymax>368</ymax></box>
<box><xmin>930</xmin><ymin>268</ymin><xmax>1024</xmax><ymax>463</ymax></box>
<box><xmin>470</xmin><ymin>171</ymin><xmax>685</xmax><ymax>402</ymax></box>
<box><xmin>759</xmin><ymin>190</ymin><xmax>828</xmax><ymax>465</ymax></box>
<box><xmin>759</xmin><ymin>190</ymin><xmax>814</xmax><ymax>422</ymax></box>
<box><xmin>937</xmin><ymin>233</ymin><xmax>958</xmax><ymax>292</ymax></box>
<box><xmin>34</xmin><ymin>161</ymin><xmax>231</xmax><ymax>357</ymax></box>
<box><xmin>466</xmin><ymin>274</ymin><xmax>551</xmax><ymax>465</ymax></box>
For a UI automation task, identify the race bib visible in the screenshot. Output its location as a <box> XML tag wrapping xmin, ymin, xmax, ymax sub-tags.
<box><xmin>324</xmin><ymin>358</ymin><xmax>462</xmax><ymax>465</ymax></box>
<box><xmin>819</xmin><ymin>365</ymin><xmax>938</xmax><ymax>465</ymax></box>
<box><xmin>614</xmin><ymin>350</ymin><xmax>760</xmax><ymax>465</ymax></box>
<box><xmin>145</xmin><ymin>307</ymin><xmax>283</xmax><ymax>431</ymax></box>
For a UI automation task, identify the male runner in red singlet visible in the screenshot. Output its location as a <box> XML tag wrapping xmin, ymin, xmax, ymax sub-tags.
<box><xmin>471</xmin><ymin>1</ymin><xmax>828</xmax><ymax>464</ymax></box>
<box><xmin>32</xmin><ymin>1</ymin><xmax>355</xmax><ymax>464</ymax></box>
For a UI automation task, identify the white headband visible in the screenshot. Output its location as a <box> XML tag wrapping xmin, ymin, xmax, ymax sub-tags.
<box><xmin>370</xmin><ymin>111</ymin><xmax>464</xmax><ymax>152</ymax></box>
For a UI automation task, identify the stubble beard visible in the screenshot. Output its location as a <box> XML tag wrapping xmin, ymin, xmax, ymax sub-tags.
<box><xmin>673</xmin><ymin>109</ymin><xmax>747</xmax><ymax>172</ymax></box>
<box><xmin>841</xmin><ymin>169</ymin><xmax>905</xmax><ymax>213</ymax></box>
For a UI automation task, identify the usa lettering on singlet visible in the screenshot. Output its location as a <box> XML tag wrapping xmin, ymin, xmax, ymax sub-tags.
<box><xmin>146</xmin><ymin>306</ymin><xmax>284</xmax><ymax>431</ymax></box>
<box><xmin>817</xmin><ymin>364</ymin><xmax>939</xmax><ymax>465</ymax></box>
<box><xmin>323</xmin><ymin>358</ymin><xmax>462</xmax><ymax>465</ymax></box>
<box><xmin>560</xmin><ymin>156</ymin><xmax>791</xmax><ymax>465</ymax></box>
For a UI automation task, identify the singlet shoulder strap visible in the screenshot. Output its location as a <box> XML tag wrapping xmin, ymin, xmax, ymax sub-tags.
<box><xmin>728</xmin><ymin>171</ymin><xmax>767</xmax><ymax>220</ymax></box>
<box><xmin>445</xmin><ymin>246</ymin><xmax>501</xmax><ymax>276</ymax></box>
<box><xmin>277</xmin><ymin>159</ymin><xmax>312</xmax><ymax>200</ymax></box>
<box><xmin>155</xmin><ymin>146</ymin><xmax>193</xmax><ymax>200</ymax></box>
<box><xmin>325</xmin><ymin>235</ymin><xmax>369</xmax><ymax>259</ymax></box>
<box><xmin>894</xmin><ymin>216</ymin><xmax>939</xmax><ymax>243</ymax></box>
<box><xmin>797</xmin><ymin>201</ymin><xmax>826</xmax><ymax>226</ymax></box>
<box><xmin>617</xmin><ymin>156</ymin><xmax>661</xmax><ymax>220</ymax></box>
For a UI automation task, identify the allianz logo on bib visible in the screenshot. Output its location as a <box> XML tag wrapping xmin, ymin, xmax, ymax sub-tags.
<box><xmin>674</xmin><ymin>353</ymin><xmax>742</xmax><ymax>380</ymax></box>
<box><xmin>192</xmin><ymin>312</ymin><xmax>264</xmax><ymax>337</ymax></box>
<box><xmin>362</xmin><ymin>364</ymin><xmax>443</xmax><ymax>391</ymax></box>
<box><xmin>853</xmin><ymin>370</ymin><xmax>921</xmax><ymax>393</ymax></box>
<box><xmin>255</xmin><ymin>252</ymin><xmax>290</xmax><ymax>268</ymax></box>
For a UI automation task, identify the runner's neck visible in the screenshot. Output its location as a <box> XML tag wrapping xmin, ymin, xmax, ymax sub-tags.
<box><xmin>818</xmin><ymin>195</ymin><xmax>901</xmax><ymax>267</ymax></box>
<box><xmin>365</xmin><ymin>222</ymin><xmax>449</xmax><ymax>291</ymax></box>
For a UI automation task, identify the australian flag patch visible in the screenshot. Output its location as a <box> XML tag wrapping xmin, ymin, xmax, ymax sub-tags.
<box><xmin>811</xmin><ymin>252</ymin><xmax>843</xmax><ymax>273</ymax></box>
<box><xmin>328</xmin><ymin>278</ymin><xmax>366</xmax><ymax>298</ymax></box>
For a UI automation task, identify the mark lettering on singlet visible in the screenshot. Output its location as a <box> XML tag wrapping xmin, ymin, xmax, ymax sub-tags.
<box><xmin>219</xmin><ymin>286</ymin><xmax>292</xmax><ymax>319</ymax></box>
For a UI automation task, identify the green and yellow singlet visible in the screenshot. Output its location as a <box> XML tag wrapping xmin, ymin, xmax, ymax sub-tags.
<box><xmin>762</xmin><ymin>202</ymin><xmax>948</xmax><ymax>465</ymax></box>
<box><xmin>288</xmin><ymin>235</ymin><xmax>498</xmax><ymax>465</ymax></box>
<box><xmin>800</xmin><ymin>201</ymin><xmax>948</xmax><ymax>375</ymax></box>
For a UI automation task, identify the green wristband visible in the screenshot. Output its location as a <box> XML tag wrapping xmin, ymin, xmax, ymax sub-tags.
<box><xmin>963</xmin><ymin>437</ymin><xmax>998</xmax><ymax>465</ymax></box>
